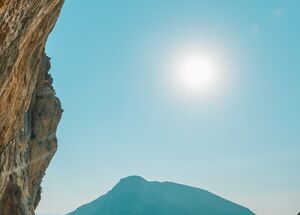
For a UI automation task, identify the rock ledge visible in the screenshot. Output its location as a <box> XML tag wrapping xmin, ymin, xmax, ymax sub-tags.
<box><xmin>0</xmin><ymin>1</ymin><xmax>64</xmax><ymax>214</ymax></box>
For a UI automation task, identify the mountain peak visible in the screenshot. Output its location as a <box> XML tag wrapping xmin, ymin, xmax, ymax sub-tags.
<box><xmin>68</xmin><ymin>176</ymin><xmax>255</xmax><ymax>215</ymax></box>
<box><xmin>119</xmin><ymin>175</ymin><xmax>147</xmax><ymax>183</ymax></box>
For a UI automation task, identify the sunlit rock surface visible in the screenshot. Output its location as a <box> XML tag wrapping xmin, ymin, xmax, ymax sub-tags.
<box><xmin>0</xmin><ymin>0</ymin><xmax>64</xmax><ymax>214</ymax></box>
<box><xmin>68</xmin><ymin>176</ymin><xmax>256</xmax><ymax>215</ymax></box>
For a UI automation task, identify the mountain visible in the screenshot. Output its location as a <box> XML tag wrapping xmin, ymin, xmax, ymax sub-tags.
<box><xmin>0</xmin><ymin>0</ymin><xmax>63</xmax><ymax>214</ymax></box>
<box><xmin>68</xmin><ymin>176</ymin><xmax>255</xmax><ymax>215</ymax></box>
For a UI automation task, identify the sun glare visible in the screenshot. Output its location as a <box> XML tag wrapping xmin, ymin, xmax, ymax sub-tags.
<box><xmin>177</xmin><ymin>54</ymin><xmax>218</xmax><ymax>92</ymax></box>
<box><xmin>166</xmin><ymin>42</ymin><xmax>228</xmax><ymax>100</ymax></box>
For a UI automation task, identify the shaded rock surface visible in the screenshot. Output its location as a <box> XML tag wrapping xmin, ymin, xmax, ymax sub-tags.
<box><xmin>68</xmin><ymin>176</ymin><xmax>256</xmax><ymax>215</ymax></box>
<box><xmin>0</xmin><ymin>0</ymin><xmax>64</xmax><ymax>214</ymax></box>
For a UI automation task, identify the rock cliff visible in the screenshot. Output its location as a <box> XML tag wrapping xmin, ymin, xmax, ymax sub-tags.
<box><xmin>0</xmin><ymin>0</ymin><xmax>64</xmax><ymax>214</ymax></box>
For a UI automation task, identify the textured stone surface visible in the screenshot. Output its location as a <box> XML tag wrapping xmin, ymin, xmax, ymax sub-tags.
<box><xmin>0</xmin><ymin>0</ymin><xmax>64</xmax><ymax>214</ymax></box>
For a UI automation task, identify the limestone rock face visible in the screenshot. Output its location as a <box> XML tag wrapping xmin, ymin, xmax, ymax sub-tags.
<box><xmin>0</xmin><ymin>0</ymin><xmax>64</xmax><ymax>214</ymax></box>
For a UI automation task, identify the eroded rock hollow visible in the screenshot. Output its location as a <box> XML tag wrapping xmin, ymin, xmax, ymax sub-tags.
<box><xmin>0</xmin><ymin>0</ymin><xmax>64</xmax><ymax>214</ymax></box>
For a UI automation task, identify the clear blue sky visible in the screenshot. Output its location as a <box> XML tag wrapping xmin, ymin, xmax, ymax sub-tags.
<box><xmin>37</xmin><ymin>1</ymin><xmax>300</xmax><ymax>214</ymax></box>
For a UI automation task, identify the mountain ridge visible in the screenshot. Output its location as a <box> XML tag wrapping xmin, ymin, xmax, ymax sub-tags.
<box><xmin>68</xmin><ymin>176</ymin><xmax>255</xmax><ymax>215</ymax></box>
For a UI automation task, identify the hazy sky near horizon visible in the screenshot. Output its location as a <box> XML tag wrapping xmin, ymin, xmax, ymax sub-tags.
<box><xmin>37</xmin><ymin>1</ymin><xmax>299</xmax><ymax>214</ymax></box>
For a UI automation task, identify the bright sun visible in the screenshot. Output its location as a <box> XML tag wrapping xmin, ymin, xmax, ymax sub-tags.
<box><xmin>177</xmin><ymin>54</ymin><xmax>218</xmax><ymax>92</ymax></box>
<box><xmin>166</xmin><ymin>42</ymin><xmax>227</xmax><ymax>99</ymax></box>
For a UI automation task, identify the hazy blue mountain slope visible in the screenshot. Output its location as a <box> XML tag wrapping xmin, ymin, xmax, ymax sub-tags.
<box><xmin>68</xmin><ymin>176</ymin><xmax>255</xmax><ymax>215</ymax></box>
